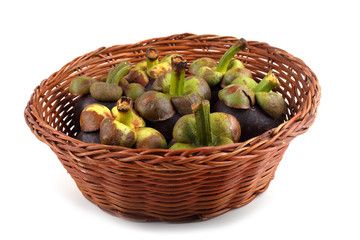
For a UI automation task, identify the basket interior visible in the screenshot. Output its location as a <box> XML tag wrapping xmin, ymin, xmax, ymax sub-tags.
<box><xmin>33</xmin><ymin>35</ymin><xmax>315</xmax><ymax>143</ymax></box>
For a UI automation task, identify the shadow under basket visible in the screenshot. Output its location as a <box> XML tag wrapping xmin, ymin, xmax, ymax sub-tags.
<box><xmin>24</xmin><ymin>33</ymin><xmax>321</xmax><ymax>223</ymax></box>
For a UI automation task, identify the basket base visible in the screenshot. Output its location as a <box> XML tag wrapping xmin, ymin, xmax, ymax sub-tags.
<box><xmin>77</xmin><ymin>175</ymin><xmax>275</xmax><ymax>223</ymax></box>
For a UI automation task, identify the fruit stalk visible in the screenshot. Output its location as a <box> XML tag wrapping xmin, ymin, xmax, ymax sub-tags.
<box><xmin>146</xmin><ymin>48</ymin><xmax>159</xmax><ymax>69</ymax></box>
<box><xmin>253</xmin><ymin>70</ymin><xmax>280</xmax><ymax>93</ymax></box>
<box><xmin>106</xmin><ymin>61</ymin><xmax>131</xmax><ymax>85</ymax></box>
<box><xmin>216</xmin><ymin>38</ymin><xmax>248</xmax><ymax>74</ymax></box>
<box><xmin>169</xmin><ymin>56</ymin><xmax>187</xmax><ymax>96</ymax></box>
<box><xmin>193</xmin><ymin>100</ymin><xmax>212</xmax><ymax>146</ymax></box>
<box><xmin>115</xmin><ymin>97</ymin><xmax>134</xmax><ymax>127</ymax></box>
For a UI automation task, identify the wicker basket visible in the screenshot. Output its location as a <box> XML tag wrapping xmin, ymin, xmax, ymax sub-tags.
<box><xmin>24</xmin><ymin>33</ymin><xmax>320</xmax><ymax>223</ymax></box>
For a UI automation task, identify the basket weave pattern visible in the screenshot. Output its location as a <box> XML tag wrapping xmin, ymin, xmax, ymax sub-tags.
<box><xmin>24</xmin><ymin>33</ymin><xmax>320</xmax><ymax>222</ymax></box>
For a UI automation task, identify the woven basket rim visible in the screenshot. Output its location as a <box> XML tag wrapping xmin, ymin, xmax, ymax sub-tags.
<box><xmin>24</xmin><ymin>33</ymin><xmax>321</xmax><ymax>158</ymax></box>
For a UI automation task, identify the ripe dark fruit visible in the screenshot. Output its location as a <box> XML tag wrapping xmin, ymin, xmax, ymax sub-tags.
<box><xmin>213</xmin><ymin>101</ymin><xmax>284</xmax><ymax>142</ymax></box>
<box><xmin>213</xmin><ymin>70</ymin><xmax>287</xmax><ymax>141</ymax></box>
<box><xmin>145</xmin><ymin>77</ymin><xmax>156</xmax><ymax>91</ymax></box>
<box><xmin>209</xmin><ymin>83</ymin><xmax>222</xmax><ymax>106</ymax></box>
<box><xmin>76</xmin><ymin>131</ymin><xmax>100</xmax><ymax>144</ymax></box>
<box><xmin>145</xmin><ymin>112</ymin><xmax>181</xmax><ymax>142</ymax></box>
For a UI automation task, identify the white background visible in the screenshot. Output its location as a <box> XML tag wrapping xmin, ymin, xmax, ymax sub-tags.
<box><xmin>1</xmin><ymin>0</ymin><xmax>359</xmax><ymax>239</ymax></box>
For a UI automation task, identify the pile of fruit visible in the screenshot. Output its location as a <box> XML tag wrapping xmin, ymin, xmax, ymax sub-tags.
<box><xmin>70</xmin><ymin>38</ymin><xmax>287</xmax><ymax>150</ymax></box>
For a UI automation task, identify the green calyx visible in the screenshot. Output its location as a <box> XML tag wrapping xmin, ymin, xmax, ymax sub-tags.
<box><xmin>153</xmin><ymin>73</ymin><xmax>211</xmax><ymax>101</ymax></box>
<box><xmin>147</xmin><ymin>62</ymin><xmax>172</xmax><ymax>79</ymax></box>
<box><xmin>255</xmin><ymin>92</ymin><xmax>286</xmax><ymax>119</ymax></box>
<box><xmin>123</xmin><ymin>68</ymin><xmax>149</xmax><ymax>87</ymax></box>
<box><xmin>195</xmin><ymin>67</ymin><xmax>224</xmax><ymax>87</ymax></box>
<box><xmin>123</xmin><ymin>48</ymin><xmax>160</xmax><ymax>88</ymax></box>
<box><xmin>134</xmin><ymin>91</ymin><xmax>175</xmax><ymax>121</ymax></box>
<box><xmin>227</xmin><ymin>59</ymin><xmax>245</xmax><ymax>70</ymax></box>
<box><xmin>231</xmin><ymin>77</ymin><xmax>258</xmax><ymax>91</ymax></box>
<box><xmin>101</xmin><ymin>96</ymin><xmax>167</xmax><ymax>149</ymax></box>
<box><xmin>135</xmin><ymin>127</ymin><xmax>167</xmax><ymax>149</ymax></box>
<box><xmin>221</xmin><ymin>66</ymin><xmax>253</xmax><ymax>88</ymax></box>
<box><xmin>189</xmin><ymin>58</ymin><xmax>217</xmax><ymax>74</ymax></box>
<box><xmin>189</xmin><ymin>38</ymin><xmax>248</xmax><ymax>87</ymax></box>
<box><xmin>100</xmin><ymin>117</ymin><xmax>137</xmax><ymax>148</ymax></box>
<box><xmin>90</xmin><ymin>81</ymin><xmax>123</xmax><ymax>102</ymax></box>
<box><xmin>151</xmin><ymin>72</ymin><xmax>171</xmax><ymax>92</ymax></box>
<box><xmin>124</xmin><ymin>83</ymin><xmax>145</xmax><ymax>100</ymax></box>
<box><xmin>253</xmin><ymin>71</ymin><xmax>286</xmax><ymax>119</ymax></box>
<box><xmin>133</xmin><ymin>61</ymin><xmax>147</xmax><ymax>71</ymax></box>
<box><xmin>87</xmin><ymin>60</ymin><xmax>131</xmax><ymax>102</ymax></box>
<box><xmin>219</xmin><ymin>70</ymin><xmax>287</xmax><ymax>120</ymax></box>
<box><xmin>69</xmin><ymin>76</ymin><xmax>97</xmax><ymax>96</ymax></box>
<box><xmin>218</xmin><ymin>84</ymin><xmax>255</xmax><ymax>109</ymax></box>
<box><xmin>147</xmin><ymin>53</ymin><xmax>180</xmax><ymax>80</ymax></box>
<box><xmin>119</xmin><ymin>78</ymin><xmax>145</xmax><ymax>100</ymax></box>
<box><xmin>170</xmin><ymin>100</ymin><xmax>241</xmax><ymax>150</ymax></box>
<box><xmin>150</xmin><ymin>56</ymin><xmax>211</xmax><ymax>116</ymax></box>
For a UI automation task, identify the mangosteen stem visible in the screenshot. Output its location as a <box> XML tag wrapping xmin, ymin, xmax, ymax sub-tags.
<box><xmin>216</xmin><ymin>38</ymin><xmax>248</xmax><ymax>74</ymax></box>
<box><xmin>116</xmin><ymin>96</ymin><xmax>134</xmax><ymax>126</ymax></box>
<box><xmin>106</xmin><ymin>61</ymin><xmax>131</xmax><ymax>85</ymax></box>
<box><xmin>169</xmin><ymin>56</ymin><xmax>187</xmax><ymax>96</ymax></box>
<box><xmin>193</xmin><ymin>100</ymin><xmax>212</xmax><ymax>146</ymax></box>
<box><xmin>253</xmin><ymin>70</ymin><xmax>281</xmax><ymax>93</ymax></box>
<box><xmin>146</xmin><ymin>48</ymin><xmax>159</xmax><ymax>69</ymax></box>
